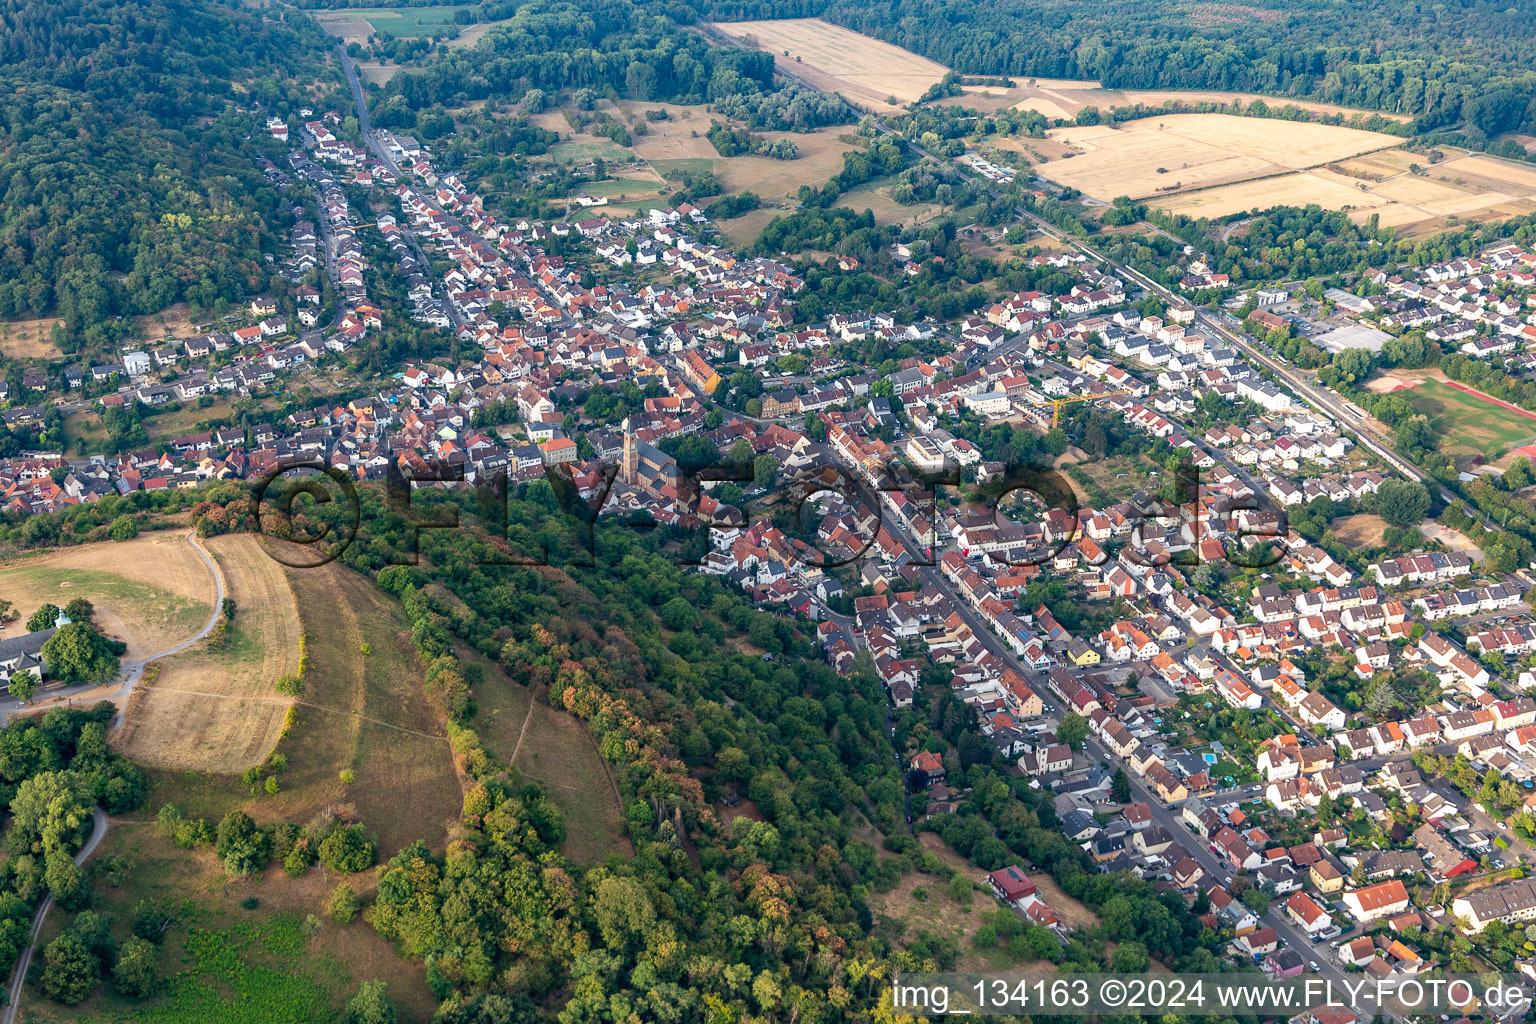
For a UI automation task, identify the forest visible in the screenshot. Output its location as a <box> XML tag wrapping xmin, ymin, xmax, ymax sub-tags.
<box><xmin>699</xmin><ymin>0</ymin><xmax>1536</xmax><ymax>139</ymax></box>
<box><xmin>371</xmin><ymin>0</ymin><xmax>850</xmax><ymax>134</ymax></box>
<box><xmin>0</xmin><ymin>0</ymin><xmax>333</xmax><ymax>347</ymax></box>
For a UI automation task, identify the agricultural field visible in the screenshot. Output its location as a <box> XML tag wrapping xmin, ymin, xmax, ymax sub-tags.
<box><xmin>0</xmin><ymin>316</ymin><xmax>62</xmax><ymax>359</ymax></box>
<box><xmin>1004</xmin><ymin>79</ymin><xmax>1411</xmax><ymax>123</ymax></box>
<box><xmin>1034</xmin><ymin>114</ymin><xmax>1400</xmax><ymax>201</ymax></box>
<box><xmin>1157</xmin><ymin>168</ymin><xmax>1385</xmax><ymax>219</ymax></box>
<box><xmin>0</xmin><ymin>532</ymin><xmax>213</xmax><ymax>660</ymax></box>
<box><xmin>1156</xmin><ymin>146</ymin><xmax>1536</xmax><ymax>233</ymax></box>
<box><xmin>114</xmin><ymin>535</ymin><xmax>301</xmax><ymax>773</ymax></box>
<box><xmin>42</xmin><ymin>829</ymin><xmax>437</xmax><ymax>1023</ymax></box>
<box><xmin>710</xmin><ymin>18</ymin><xmax>949</xmax><ymax>110</ymax></box>
<box><xmin>145</xmin><ymin>555</ymin><xmax>462</xmax><ymax>858</ymax></box>
<box><xmin>469</xmin><ymin>652</ymin><xmax>630</xmax><ymax>864</ymax></box>
<box><xmin>1397</xmin><ymin>377</ymin><xmax>1536</xmax><ymax>460</ymax></box>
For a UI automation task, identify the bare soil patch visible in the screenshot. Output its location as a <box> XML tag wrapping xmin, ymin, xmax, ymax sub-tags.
<box><xmin>1332</xmin><ymin>513</ymin><xmax>1389</xmax><ymax>548</ymax></box>
<box><xmin>132</xmin><ymin>302</ymin><xmax>209</xmax><ymax>342</ymax></box>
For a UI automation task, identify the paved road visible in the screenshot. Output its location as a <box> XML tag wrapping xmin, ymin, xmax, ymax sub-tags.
<box><xmin>4</xmin><ymin>806</ymin><xmax>108</xmax><ymax>1024</ymax></box>
<box><xmin>0</xmin><ymin>532</ymin><xmax>222</xmax><ymax>1020</ymax></box>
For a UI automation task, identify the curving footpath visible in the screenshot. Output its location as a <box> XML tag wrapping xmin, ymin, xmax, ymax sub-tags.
<box><xmin>3</xmin><ymin>807</ymin><xmax>107</xmax><ymax>1024</ymax></box>
<box><xmin>108</xmin><ymin>530</ymin><xmax>226</xmax><ymax>727</ymax></box>
<box><xmin>3</xmin><ymin>531</ymin><xmax>223</xmax><ymax>1021</ymax></box>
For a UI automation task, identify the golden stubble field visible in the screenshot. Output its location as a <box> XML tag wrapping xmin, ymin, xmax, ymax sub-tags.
<box><xmin>1034</xmin><ymin>114</ymin><xmax>1401</xmax><ymax>199</ymax></box>
<box><xmin>1001</xmin><ymin>79</ymin><xmax>1412</xmax><ymax>123</ymax></box>
<box><xmin>711</xmin><ymin>18</ymin><xmax>948</xmax><ymax>109</ymax></box>
<box><xmin>1158</xmin><ymin>147</ymin><xmax>1536</xmax><ymax>233</ymax></box>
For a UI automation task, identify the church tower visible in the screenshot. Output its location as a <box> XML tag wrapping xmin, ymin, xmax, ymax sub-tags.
<box><xmin>621</xmin><ymin>416</ymin><xmax>638</xmax><ymax>485</ymax></box>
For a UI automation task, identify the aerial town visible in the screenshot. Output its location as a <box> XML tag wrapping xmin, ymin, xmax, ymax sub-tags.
<box><xmin>11</xmin><ymin>3</ymin><xmax>1536</xmax><ymax>1017</ymax></box>
<box><xmin>5</xmin><ymin>95</ymin><xmax>1536</xmax><ymax>992</ymax></box>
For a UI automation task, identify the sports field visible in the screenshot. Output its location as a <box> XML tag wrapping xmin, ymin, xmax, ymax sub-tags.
<box><xmin>711</xmin><ymin>18</ymin><xmax>949</xmax><ymax>109</ymax></box>
<box><xmin>1399</xmin><ymin>378</ymin><xmax>1536</xmax><ymax>459</ymax></box>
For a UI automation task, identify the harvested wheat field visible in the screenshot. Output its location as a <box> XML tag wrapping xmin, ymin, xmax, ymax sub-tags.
<box><xmin>0</xmin><ymin>531</ymin><xmax>213</xmax><ymax>659</ymax></box>
<box><xmin>1005</xmin><ymin>79</ymin><xmax>1409</xmax><ymax>124</ymax></box>
<box><xmin>711</xmin><ymin>19</ymin><xmax>948</xmax><ymax>109</ymax></box>
<box><xmin>114</xmin><ymin>535</ymin><xmax>301</xmax><ymax>772</ymax></box>
<box><xmin>1158</xmin><ymin>168</ymin><xmax>1389</xmax><ymax>219</ymax></box>
<box><xmin>1436</xmin><ymin>153</ymin><xmax>1536</xmax><ymax>192</ymax></box>
<box><xmin>0</xmin><ymin>317</ymin><xmax>62</xmax><ymax>359</ymax></box>
<box><xmin>1036</xmin><ymin>114</ymin><xmax>1400</xmax><ymax>200</ymax></box>
<box><xmin>1158</xmin><ymin>149</ymin><xmax>1536</xmax><ymax>233</ymax></box>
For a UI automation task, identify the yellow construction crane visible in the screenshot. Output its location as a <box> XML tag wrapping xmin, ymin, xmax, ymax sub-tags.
<box><xmin>1029</xmin><ymin>389</ymin><xmax>1135</xmax><ymax>428</ymax></box>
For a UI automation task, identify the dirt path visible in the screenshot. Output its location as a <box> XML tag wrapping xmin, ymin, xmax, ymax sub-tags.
<box><xmin>4</xmin><ymin>807</ymin><xmax>108</xmax><ymax>1024</ymax></box>
<box><xmin>507</xmin><ymin>692</ymin><xmax>538</xmax><ymax>763</ymax></box>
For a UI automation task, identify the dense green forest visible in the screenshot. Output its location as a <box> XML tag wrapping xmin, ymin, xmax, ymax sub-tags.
<box><xmin>0</xmin><ymin>0</ymin><xmax>331</xmax><ymax>347</ymax></box>
<box><xmin>700</xmin><ymin>0</ymin><xmax>1536</xmax><ymax>138</ymax></box>
<box><xmin>372</xmin><ymin>0</ymin><xmax>852</xmax><ymax>133</ymax></box>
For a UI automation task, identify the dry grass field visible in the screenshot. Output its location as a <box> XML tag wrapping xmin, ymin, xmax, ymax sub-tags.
<box><xmin>115</xmin><ymin>535</ymin><xmax>300</xmax><ymax>772</ymax></box>
<box><xmin>839</xmin><ymin>182</ymin><xmax>944</xmax><ymax>226</ymax></box>
<box><xmin>143</xmin><ymin>556</ymin><xmax>463</xmax><ymax>858</ymax></box>
<box><xmin>715</xmin><ymin>206</ymin><xmax>782</xmax><ymax>249</ymax></box>
<box><xmin>0</xmin><ymin>317</ymin><xmax>62</xmax><ymax>359</ymax></box>
<box><xmin>469</xmin><ymin>649</ymin><xmax>630</xmax><ymax>864</ymax></box>
<box><xmin>1005</xmin><ymin>80</ymin><xmax>1411</xmax><ymax>123</ymax></box>
<box><xmin>629</xmin><ymin>101</ymin><xmax>860</xmax><ymax>202</ymax></box>
<box><xmin>0</xmin><ymin>532</ymin><xmax>213</xmax><ymax>659</ymax></box>
<box><xmin>132</xmin><ymin>301</ymin><xmax>209</xmax><ymax>341</ymax></box>
<box><xmin>356</xmin><ymin>62</ymin><xmax>402</xmax><ymax>86</ymax></box>
<box><xmin>1331</xmin><ymin>513</ymin><xmax>1391</xmax><ymax>548</ymax></box>
<box><xmin>1035</xmin><ymin>114</ymin><xmax>1400</xmax><ymax>200</ymax></box>
<box><xmin>1154</xmin><ymin>146</ymin><xmax>1536</xmax><ymax>233</ymax></box>
<box><xmin>711</xmin><ymin>19</ymin><xmax>948</xmax><ymax>109</ymax></box>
